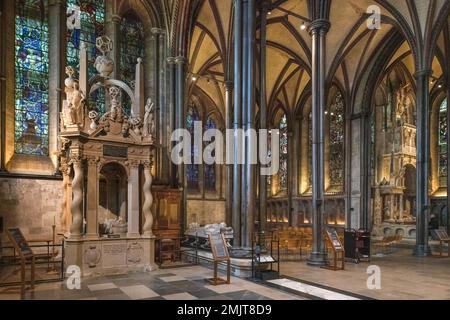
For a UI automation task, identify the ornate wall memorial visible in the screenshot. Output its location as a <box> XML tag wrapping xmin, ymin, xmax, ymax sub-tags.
<box><xmin>59</xmin><ymin>36</ymin><xmax>157</xmax><ymax>276</ymax></box>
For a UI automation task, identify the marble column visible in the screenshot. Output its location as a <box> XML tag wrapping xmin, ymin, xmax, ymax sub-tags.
<box><xmin>142</xmin><ymin>160</ymin><xmax>155</xmax><ymax>237</ymax></box>
<box><xmin>152</xmin><ymin>28</ymin><xmax>163</xmax><ymax>182</ymax></box>
<box><xmin>225</xmin><ymin>81</ymin><xmax>233</xmax><ymax>227</ymax></box>
<box><xmin>167</xmin><ymin>57</ymin><xmax>177</xmax><ymax>187</ymax></box>
<box><xmin>70</xmin><ymin>155</ymin><xmax>84</xmax><ymax>239</ymax></box>
<box><xmin>175</xmin><ymin>56</ymin><xmax>187</xmax><ymax>230</ymax></box>
<box><xmin>0</xmin><ymin>0</ymin><xmax>5</xmax><ymax>171</ymax></box>
<box><xmin>127</xmin><ymin>161</ymin><xmax>141</xmax><ymax>238</ymax></box>
<box><xmin>413</xmin><ymin>70</ymin><xmax>432</xmax><ymax>257</ymax></box>
<box><xmin>48</xmin><ymin>0</ymin><xmax>65</xmax><ymax>170</ymax></box>
<box><xmin>307</xmin><ymin>19</ymin><xmax>330</xmax><ymax>267</ymax></box>
<box><xmin>86</xmin><ymin>157</ymin><xmax>99</xmax><ymax>239</ymax></box>
<box><xmin>233</xmin><ymin>0</ymin><xmax>243</xmax><ymax>246</ymax></box>
<box><xmin>258</xmin><ymin>0</ymin><xmax>269</xmax><ymax>232</ymax></box>
<box><xmin>243</xmin><ymin>0</ymin><xmax>256</xmax><ymax>248</ymax></box>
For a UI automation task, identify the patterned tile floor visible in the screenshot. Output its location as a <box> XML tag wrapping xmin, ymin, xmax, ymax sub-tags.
<box><xmin>0</xmin><ymin>265</ymin><xmax>304</xmax><ymax>301</ymax></box>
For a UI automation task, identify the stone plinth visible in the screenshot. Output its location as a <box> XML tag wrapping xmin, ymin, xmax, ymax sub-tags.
<box><xmin>65</xmin><ymin>237</ymin><xmax>158</xmax><ymax>277</ymax></box>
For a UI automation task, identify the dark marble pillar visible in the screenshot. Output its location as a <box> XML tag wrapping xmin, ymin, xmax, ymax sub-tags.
<box><xmin>307</xmin><ymin>19</ymin><xmax>330</xmax><ymax>267</ymax></box>
<box><xmin>413</xmin><ymin>69</ymin><xmax>432</xmax><ymax>257</ymax></box>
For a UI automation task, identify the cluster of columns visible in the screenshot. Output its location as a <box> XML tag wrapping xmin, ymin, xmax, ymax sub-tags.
<box><xmin>232</xmin><ymin>0</ymin><xmax>257</xmax><ymax>249</ymax></box>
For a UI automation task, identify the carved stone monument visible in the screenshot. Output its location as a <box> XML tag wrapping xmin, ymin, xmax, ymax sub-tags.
<box><xmin>373</xmin><ymin>85</ymin><xmax>417</xmax><ymax>239</ymax></box>
<box><xmin>59</xmin><ymin>37</ymin><xmax>157</xmax><ymax>276</ymax></box>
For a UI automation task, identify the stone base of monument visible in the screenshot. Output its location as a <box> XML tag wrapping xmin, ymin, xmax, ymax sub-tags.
<box><xmin>65</xmin><ymin>237</ymin><xmax>158</xmax><ymax>277</ymax></box>
<box><xmin>182</xmin><ymin>248</ymin><xmax>267</xmax><ymax>278</ymax></box>
<box><xmin>372</xmin><ymin>222</ymin><xmax>416</xmax><ymax>240</ymax></box>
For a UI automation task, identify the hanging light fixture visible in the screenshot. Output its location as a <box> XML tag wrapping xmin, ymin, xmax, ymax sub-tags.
<box><xmin>300</xmin><ymin>21</ymin><xmax>306</xmax><ymax>30</ymax></box>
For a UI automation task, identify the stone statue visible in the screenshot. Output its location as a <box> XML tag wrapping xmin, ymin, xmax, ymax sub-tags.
<box><xmin>143</xmin><ymin>98</ymin><xmax>155</xmax><ymax>137</ymax></box>
<box><xmin>63</xmin><ymin>66</ymin><xmax>86</xmax><ymax>127</ymax></box>
<box><xmin>68</xmin><ymin>82</ymin><xmax>86</xmax><ymax>125</ymax></box>
<box><xmin>396</xmin><ymin>85</ymin><xmax>412</xmax><ymax>125</ymax></box>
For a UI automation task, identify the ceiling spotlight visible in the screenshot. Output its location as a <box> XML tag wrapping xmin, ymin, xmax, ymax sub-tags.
<box><xmin>438</xmin><ymin>84</ymin><xmax>443</xmax><ymax>88</ymax></box>
<box><xmin>300</xmin><ymin>21</ymin><xmax>306</xmax><ymax>30</ymax></box>
<box><xmin>192</xmin><ymin>76</ymin><xmax>197</xmax><ymax>81</ymax></box>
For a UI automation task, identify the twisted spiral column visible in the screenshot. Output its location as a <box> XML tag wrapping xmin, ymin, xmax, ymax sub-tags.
<box><xmin>70</xmin><ymin>156</ymin><xmax>84</xmax><ymax>239</ymax></box>
<box><xmin>142</xmin><ymin>161</ymin><xmax>154</xmax><ymax>237</ymax></box>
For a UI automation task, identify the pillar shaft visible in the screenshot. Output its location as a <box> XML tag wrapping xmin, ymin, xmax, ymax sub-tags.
<box><xmin>48</xmin><ymin>0</ymin><xmax>65</xmax><ymax>170</ymax></box>
<box><xmin>175</xmin><ymin>56</ymin><xmax>187</xmax><ymax>230</ymax></box>
<box><xmin>259</xmin><ymin>1</ymin><xmax>269</xmax><ymax>233</ymax></box>
<box><xmin>70</xmin><ymin>157</ymin><xmax>84</xmax><ymax>239</ymax></box>
<box><xmin>127</xmin><ymin>162</ymin><xmax>141</xmax><ymax>237</ymax></box>
<box><xmin>307</xmin><ymin>19</ymin><xmax>330</xmax><ymax>266</ymax></box>
<box><xmin>232</xmin><ymin>0</ymin><xmax>243</xmax><ymax>246</ymax></box>
<box><xmin>414</xmin><ymin>70</ymin><xmax>432</xmax><ymax>257</ymax></box>
<box><xmin>243</xmin><ymin>0</ymin><xmax>256</xmax><ymax>248</ymax></box>
<box><xmin>86</xmin><ymin>157</ymin><xmax>99</xmax><ymax>239</ymax></box>
<box><xmin>167</xmin><ymin>57</ymin><xmax>177</xmax><ymax>187</ymax></box>
<box><xmin>142</xmin><ymin>161</ymin><xmax>155</xmax><ymax>237</ymax></box>
<box><xmin>0</xmin><ymin>0</ymin><xmax>5</xmax><ymax>171</ymax></box>
<box><xmin>225</xmin><ymin>81</ymin><xmax>233</xmax><ymax>227</ymax></box>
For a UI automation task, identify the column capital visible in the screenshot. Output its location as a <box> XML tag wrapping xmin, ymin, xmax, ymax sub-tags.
<box><xmin>175</xmin><ymin>56</ymin><xmax>187</xmax><ymax>65</ymax></box>
<box><xmin>308</xmin><ymin>19</ymin><xmax>331</xmax><ymax>35</ymax></box>
<box><xmin>225</xmin><ymin>81</ymin><xmax>234</xmax><ymax>91</ymax></box>
<box><xmin>151</xmin><ymin>27</ymin><xmax>164</xmax><ymax>35</ymax></box>
<box><xmin>167</xmin><ymin>57</ymin><xmax>176</xmax><ymax>65</ymax></box>
<box><xmin>414</xmin><ymin>69</ymin><xmax>433</xmax><ymax>79</ymax></box>
<box><xmin>258</xmin><ymin>0</ymin><xmax>271</xmax><ymax>11</ymax></box>
<box><xmin>111</xmin><ymin>14</ymin><xmax>122</xmax><ymax>24</ymax></box>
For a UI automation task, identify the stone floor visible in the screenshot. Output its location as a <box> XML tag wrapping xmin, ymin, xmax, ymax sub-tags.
<box><xmin>2</xmin><ymin>248</ymin><xmax>449</xmax><ymax>300</ymax></box>
<box><xmin>0</xmin><ymin>265</ymin><xmax>303</xmax><ymax>301</ymax></box>
<box><xmin>280</xmin><ymin>248</ymin><xmax>450</xmax><ymax>300</ymax></box>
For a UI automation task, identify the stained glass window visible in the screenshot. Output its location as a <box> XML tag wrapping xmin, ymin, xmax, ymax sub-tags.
<box><xmin>186</xmin><ymin>106</ymin><xmax>200</xmax><ymax>189</ymax></box>
<box><xmin>15</xmin><ymin>0</ymin><xmax>49</xmax><ymax>156</ymax></box>
<box><xmin>439</xmin><ymin>99</ymin><xmax>448</xmax><ymax>187</ymax></box>
<box><xmin>204</xmin><ymin>117</ymin><xmax>216</xmax><ymax>191</ymax></box>
<box><xmin>278</xmin><ymin>114</ymin><xmax>288</xmax><ymax>191</ymax></box>
<box><xmin>67</xmin><ymin>0</ymin><xmax>105</xmax><ymax>112</ymax></box>
<box><xmin>329</xmin><ymin>93</ymin><xmax>345</xmax><ymax>189</ymax></box>
<box><xmin>120</xmin><ymin>12</ymin><xmax>145</xmax><ymax>113</ymax></box>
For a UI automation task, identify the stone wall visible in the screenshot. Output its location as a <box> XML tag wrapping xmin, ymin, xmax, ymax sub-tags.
<box><xmin>186</xmin><ymin>200</ymin><xmax>226</xmax><ymax>226</ymax></box>
<box><xmin>0</xmin><ymin>178</ymin><xmax>63</xmax><ymax>242</ymax></box>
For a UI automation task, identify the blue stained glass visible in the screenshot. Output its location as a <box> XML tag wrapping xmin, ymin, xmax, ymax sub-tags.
<box><xmin>120</xmin><ymin>12</ymin><xmax>145</xmax><ymax>113</ymax></box>
<box><xmin>278</xmin><ymin>114</ymin><xmax>288</xmax><ymax>191</ymax></box>
<box><xmin>67</xmin><ymin>0</ymin><xmax>105</xmax><ymax>113</ymax></box>
<box><xmin>186</xmin><ymin>106</ymin><xmax>200</xmax><ymax>189</ymax></box>
<box><xmin>15</xmin><ymin>0</ymin><xmax>49</xmax><ymax>156</ymax></box>
<box><xmin>204</xmin><ymin>117</ymin><xmax>216</xmax><ymax>191</ymax></box>
<box><xmin>439</xmin><ymin>99</ymin><xmax>448</xmax><ymax>186</ymax></box>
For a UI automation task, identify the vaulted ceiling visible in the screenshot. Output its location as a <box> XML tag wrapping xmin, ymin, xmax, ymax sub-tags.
<box><xmin>186</xmin><ymin>0</ymin><xmax>450</xmax><ymax>119</ymax></box>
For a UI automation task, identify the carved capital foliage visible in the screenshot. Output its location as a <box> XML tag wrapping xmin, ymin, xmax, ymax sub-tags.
<box><xmin>142</xmin><ymin>160</ymin><xmax>153</xmax><ymax>170</ymax></box>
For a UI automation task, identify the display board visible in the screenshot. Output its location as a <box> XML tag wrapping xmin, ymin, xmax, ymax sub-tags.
<box><xmin>431</xmin><ymin>229</ymin><xmax>450</xmax><ymax>241</ymax></box>
<box><xmin>7</xmin><ymin>228</ymin><xmax>33</xmax><ymax>257</ymax></box>
<box><xmin>326</xmin><ymin>229</ymin><xmax>343</xmax><ymax>252</ymax></box>
<box><xmin>209</xmin><ymin>233</ymin><xmax>229</xmax><ymax>261</ymax></box>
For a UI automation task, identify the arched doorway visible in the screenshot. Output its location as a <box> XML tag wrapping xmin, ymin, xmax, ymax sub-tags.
<box><xmin>99</xmin><ymin>163</ymin><xmax>128</xmax><ymax>235</ymax></box>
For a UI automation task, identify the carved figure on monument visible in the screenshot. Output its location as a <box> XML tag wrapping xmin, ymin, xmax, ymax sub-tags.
<box><xmin>63</xmin><ymin>66</ymin><xmax>86</xmax><ymax>127</ymax></box>
<box><xmin>143</xmin><ymin>98</ymin><xmax>155</xmax><ymax>137</ymax></box>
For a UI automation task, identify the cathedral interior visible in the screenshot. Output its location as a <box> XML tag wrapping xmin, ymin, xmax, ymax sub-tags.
<box><xmin>0</xmin><ymin>0</ymin><xmax>450</xmax><ymax>301</ymax></box>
